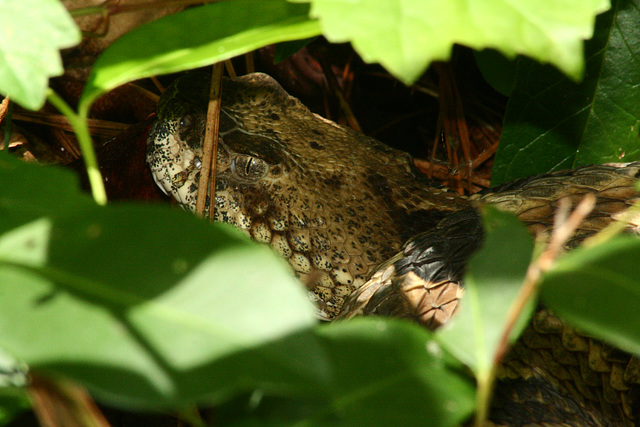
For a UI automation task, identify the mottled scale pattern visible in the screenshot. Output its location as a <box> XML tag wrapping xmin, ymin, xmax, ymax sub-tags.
<box><xmin>147</xmin><ymin>70</ymin><xmax>468</xmax><ymax>318</ymax></box>
<box><xmin>147</xmin><ymin>70</ymin><xmax>640</xmax><ymax>425</ymax></box>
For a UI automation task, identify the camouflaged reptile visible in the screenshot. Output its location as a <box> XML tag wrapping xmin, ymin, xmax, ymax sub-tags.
<box><xmin>147</xmin><ymin>69</ymin><xmax>640</xmax><ymax>425</ymax></box>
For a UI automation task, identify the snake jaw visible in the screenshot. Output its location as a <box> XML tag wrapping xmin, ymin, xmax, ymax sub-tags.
<box><xmin>147</xmin><ymin>119</ymin><xmax>204</xmax><ymax>210</ymax></box>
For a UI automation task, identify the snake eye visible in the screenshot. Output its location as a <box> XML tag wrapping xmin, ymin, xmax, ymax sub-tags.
<box><xmin>231</xmin><ymin>155</ymin><xmax>269</xmax><ymax>181</ymax></box>
<box><xmin>179</xmin><ymin>114</ymin><xmax>193</xmax><ymax>129</ymax></box>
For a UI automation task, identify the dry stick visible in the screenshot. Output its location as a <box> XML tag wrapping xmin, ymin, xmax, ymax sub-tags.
<box><xmin>195</xmin><ymin>63</ymin><xmax>224</xmax><ymax>218</ymax></box>
<box><xmin>245</xmin><ymin>52</ymin><xmax>255</xmax><ymax>74</ymax></box>
<box><xmin>0</xmin><ymin>96</ymin><xmax>9</xmax><ymax>124</ymax></box>
<box><xmin>494</xmin><ymin>194</ymin><xmax>596</xmax><ymax>364</ymax></box>
<box><xmin>29</xmin><ymin>375</ymin><xmax>111</xmax><ymax>427</ymax></box>
<box><xmin>224</xmin><ymin>60</ymin><xmax>237</xmax><ymax>79</ymax></box>
<box><xmin>317</xmin><ymin>53</ymin><xmax>361</xmax><ymax>131</ymax></box>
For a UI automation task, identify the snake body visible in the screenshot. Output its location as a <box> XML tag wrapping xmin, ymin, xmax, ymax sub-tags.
<box><xmin>147</xmin><ymin>70</ymin><xmax>640</xmax><ymax>425</ymax></box>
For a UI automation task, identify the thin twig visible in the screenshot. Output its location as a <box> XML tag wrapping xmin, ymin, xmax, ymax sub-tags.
<box><xmin>195</xmin><ymin>63</ymin><xmax>224</xmax><ymax>218</ymax></box>
<box><xmin>317</xmin><ymin>50</ymin><xmax>361</xmax><ymax>131</ymax></box>
<box><xmin>496</xmin><ymin>194</ymin><xmax>595</xmax><ymax>362</ymax></box>
<box><xmin>29</xmin><ymin>375</ymin><xmax>111</xmax><ymax>427</ymax></box>
<box><xmin>474</xmin><ymin>194</ymin><xmax>595</xmax><ymax>427</ymax></box>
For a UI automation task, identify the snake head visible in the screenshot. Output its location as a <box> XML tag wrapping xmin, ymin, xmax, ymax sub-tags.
<box><xmin>146</xmin><ymin>69</ymin><xmax>465</xmax><ymax>318</ymax></box>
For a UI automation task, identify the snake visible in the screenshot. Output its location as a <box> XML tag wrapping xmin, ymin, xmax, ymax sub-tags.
<box><xmin>146</xmin><ymin>69</ymin><xmax>640</xmax><ymax>425</ymax></box>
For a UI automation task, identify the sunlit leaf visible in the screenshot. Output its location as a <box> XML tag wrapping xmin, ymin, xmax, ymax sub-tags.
<box><xmin>0</xmin><ymin>153</ymin><xmax>316</xmax><ymax>407</ymax></box>
<box><xmin>0</xmin><ymin>0</ymin><xmax>80</xmax><ymax>109</ymax></box>
<box><xmin>295</xmin><ymin>0</ymin><xmax>609</xmax><ymax>85</ymax></box>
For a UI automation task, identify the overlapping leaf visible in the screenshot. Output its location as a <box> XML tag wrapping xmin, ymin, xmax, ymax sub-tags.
<box><xmin>0</xmin><ymin>0</ymin><xmax>80</xmax><ymax>109</ymax></box>
<box><xmin>0</xmin><ymin>153</ymin><xmax>474</xmax><ymax>423</ymax></box>
<box><xmin>437</xmin><ymin>207</ymin><xmax>534</xmax><ymax>373</ymax></box>
<box><xmin>80</xmin><ymin>0</ymin><xmax>321</xmax><ymax>113</ymax></box>
<box><xmin>295</xmin><ymin>0</ymin><xmax>608</xmax><ymax>84</ymax></box>
<box><xmin>542</xmin><ymin>236</ymin><xmax>640</xmax><ymax>355</ymax></box>
<box><xmin>492</xmin><ymin>0</ymin><xmax>640</xmax><ymax>185</ymax></box>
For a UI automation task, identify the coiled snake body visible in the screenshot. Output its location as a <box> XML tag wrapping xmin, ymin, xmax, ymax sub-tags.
<box><xmin>147</xmin><ymin>70</ymin><xmax>640</xmax><ymax>425</ymax></box>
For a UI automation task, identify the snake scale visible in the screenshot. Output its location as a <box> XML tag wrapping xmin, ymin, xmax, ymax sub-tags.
<box><xmin>146</xmin><ymin>69</ymin><xmax>640</xmax><ymax>425</ymax></box>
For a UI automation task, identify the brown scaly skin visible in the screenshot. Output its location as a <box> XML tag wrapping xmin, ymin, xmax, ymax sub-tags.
<box><xmin>147</xmin><ymin>70</ymin><xmax>640</xmax><ymax>425</ymax></box>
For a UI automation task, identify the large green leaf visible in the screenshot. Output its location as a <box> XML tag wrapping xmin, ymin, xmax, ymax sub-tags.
<box><xmin>0</xmin><ymin>153</ymin><xmax>316</xmax><ymax>407</ymax></box>
<box><xmin>492</xmin><ymin>0</ymin><xmax>640</xmax><ymax>185</ymax></box>
<box><xmin>216</xmin><ymin>319</ymin><xmax>475</xmax><ymax>426</ymax></box>
<box><xmin>0</xmin><ymin>0</ymin><xmax>80</xmax><ymax>110</ymax></box>
<box><xmin>295</xmin><ymin>0</ymin><xmax>609</xmax><ymax>85</ymax></box>
<box><xmin>0</xmin><ymin>153</ymin><xmax>475</xmax><ymax>423</ymax></box>
<box><xmin>541</xmin><ymin>236</ymin><xmax>640</xmax><ymax>356</ymax></box>
<box><xmin>437</xmin><ymin>207</ymin><xmax>534</xmax><ymax>373</ymax></box>
<box><xmin>79</xmin><ymin>0</ymin><xmax>321</xmax><ymax>113</ymax></box>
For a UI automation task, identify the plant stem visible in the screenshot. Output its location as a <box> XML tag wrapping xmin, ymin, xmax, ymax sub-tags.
<box><xmin>47</xmin><ymin>89</ymin><xmax>107</xmax><ymax>206</ymax></box>
<box><xmin>474</xmin><ymin>367</ymin><xmax>496</xmax><ymax>426</ymax></box>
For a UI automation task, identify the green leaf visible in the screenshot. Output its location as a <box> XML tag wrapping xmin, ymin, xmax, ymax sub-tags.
<box><xmin>492</xmin><ymin>0</ymin><xmax>640</xmax><ymax>185</ymax></box>
<box><xmin>0</xmin><ymin>156</ymin><xmax>474</xmax><ymax>422</ymax></box>
<box><xmin>0</xmin><ymin>0</ymin><xmax>80</xmax><ymax>110</ymax></box>
<box><xmin>0</xmin><ymin>386</ymin><xmax>30</xmax><ymax>426</ymax></box>
<box><xmin>217</xmin><ymin>319</ymin><xmax>475</xmax><ymax>426</ymax></box>
<box><xmin>273</xmin><ymin>38</ymin><xmax>316</xmax><ymax>64</ymax></box>
<box><xmin>474</xmin><ymin>49</ymin><xmax>517</xmax><ymax>97</ymax></box>
<box><xmin>79</xmin><ymin>0</ymin><xmax>321</xmax><ymax>113</ymax></box>
<box><xmin>437</xmin><ymin>207</ymin><xmax>534</xmax><ymax>373</ymax></box>
<box><xmin>0</xmin><ymin>347</ymin><xmax>29</xmax><ymax>426</ymax></box>
<box><xmin>0</xmin><ymin>153</ymin><xmax>317</xmax><ymax>408</ymax></box>
<box><xmin>541</xmin><ymin>236</ymin><xmax>640</xmax><ymax>355</ymax></box>
<box><xmin>295</xmin><ymin>0</ymin><xmax>609</xmax><ymax>85</ymax></box>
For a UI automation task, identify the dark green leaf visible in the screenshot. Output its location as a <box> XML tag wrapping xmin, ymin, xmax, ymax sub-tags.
<box><xmin>474</xmin><ymin>50</ymin><xmax>517</xmax><ymax>97</ymax></box>
<box><xmin>80</xmin><ymin>0</ymin><xmax>321</xmax><ymax>113</ymax></box>
<box><xmin>541</xmin><ymin>236</ymin><xmax>640</xmax><ymax>355</ymax></box>
<box><xmin>0</xmin><ymin>347</ymin><xmax>29</xmax><ymax>426</ymax></box>
<box><xmin>0</xmin><ymin>387</ymin><xmax>29</xmax><ymax>426</ymax></box>
<box><xmin>492</xmin><ymin>0</ymin><xmax>640</xmax><ymax>185</ymax></box>
<box><xmin>217</xmin><ymin>319</ymin><xmax>475</xmax><ymax>426</ymax></box>
<box><xmin>273</xmin><ymin>38</ymin><xmax>316</xmax><ymax>64</ymax></box>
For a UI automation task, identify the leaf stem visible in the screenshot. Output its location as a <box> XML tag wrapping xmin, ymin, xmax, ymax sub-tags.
<box><xmin>46</xmin><ymin>89</ymin><xmax>107</xmax><ymax>206</ymax></box>
<box><xmin>473</xmin><ymin>368</ymin><xmax>496</xmax><ymax>426</ymax></box>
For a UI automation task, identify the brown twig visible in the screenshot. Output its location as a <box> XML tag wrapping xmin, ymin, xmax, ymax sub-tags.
<box><xmin>317</xmin><ymin>50</ymin><xmax>361</xmax><ymax>131</ymax></box>
<box><xmin>495</xmin><ymin>194</ymin><xmax>596</xmax><ymax>363</ymax></box>
<box><xmin>28</xmin><ymin>374</ymin><xmax>111</xmax><ymax>427</ymax></box>
<box><xmin>224</xmin><ymin>60</ymin><xmax>237</xmax><ymax>79</ymax></box>
<box><xmin>0</xmin><ymin>96</ymin><xmax>9</xmax><ymax>124</ymax></box>
<box><xmin>195</xmin><ymin>63</ymin><xmax>224</xmax><ymax>219</ymax></box>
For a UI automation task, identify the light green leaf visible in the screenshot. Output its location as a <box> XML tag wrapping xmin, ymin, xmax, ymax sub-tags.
<box><xmin>541</xmin><ymin>236</ymin><xmax>640</xmax><ymax>356</ymax></box>
<box><xmin>0</xmin><ymin>153</ymin><xmax>475</xmax><ymax>422</ymax></box>
<box><xmin>0</xmin><ymin>0</ymin><xmax>80</xmax><ymax>110</ymax></box>
<box><xmin>0</xmin><ymin>153</ymin><xmax>317</xmax><ymax>407</ymax></box>
<box><xmin>491</xmin><ymin>0</ymin><xmax>640</xmax><ymax>185</ymax></box>
<box><xmin>79</xmin><ymin>0</ymin><xmax>321</xmax><ymax>113</ymax></box>
<box><xmin>437</xmin><ymin>207</ymin><xmax>534</xmax><ymax>373</ymax></box>
<box><xmin>295</xmin><ymin>0</ymin><xmax>609</xmax><ymax>85</ymax></box>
